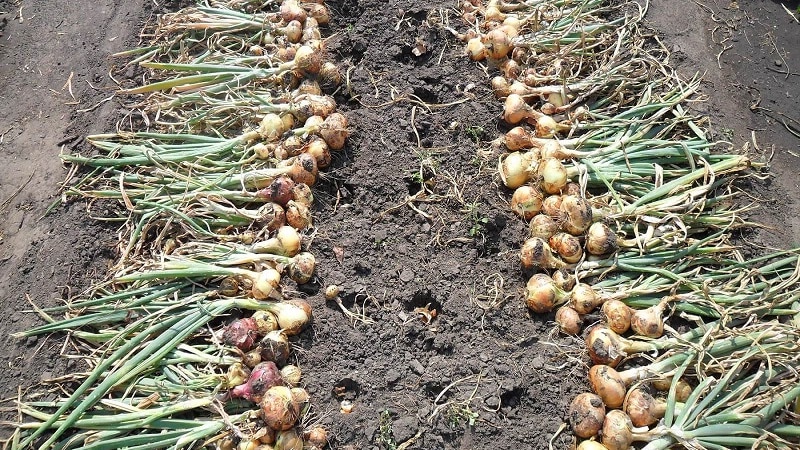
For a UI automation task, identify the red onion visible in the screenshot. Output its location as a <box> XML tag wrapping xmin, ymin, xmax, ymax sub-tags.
<box><xmin>221</xmin><ymin>317</ymin><xmax>259</xmax><ymax>351</ymax></box>
<box><xmin>231</xmin><ymin>361</ymin><xmax>284</xmax><ymax>403</ymax></box>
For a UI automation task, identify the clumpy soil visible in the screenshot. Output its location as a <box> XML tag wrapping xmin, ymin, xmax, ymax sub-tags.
<box><xmin>0</xmin><ymin>0</ymin><xmax>798</xmax><ymax>449</ymax></box>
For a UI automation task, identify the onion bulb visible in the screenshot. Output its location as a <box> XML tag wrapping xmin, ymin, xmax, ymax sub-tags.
<box><xmin>577</xmin><ymin>441</ymin><xmax>610</xmax><ymax>450</ymax></box>
<box><xmin>294</xmin><ymin>78</ymin><xmax>322</xmax><ymax>96</ymax></box>
<box><xmin>541</xmin><ymin>194</ymin><xmax>563</xmax><ymax>219</ymax></box>
<box><xmin>498</xmin><ymin>58</ymin><xmax>520</xmax><ymax>79</ymax></box>
<box><xmin>571</xmin><ymin>283</ymin><xmax>601</xmax><ymax>315</ymax></box>
<box><xmin>252</xmin><ymin>310</ymin><xmax>279</xmax><ymax>334</ymax></box>
<box><xmin>318</xmin><ymin>112</ymin><xmax>348</xmax><ymax>150</ymax></box>
<box><xmin>305</xmin><ymin>137</ymin><xmax>330</xmax><ymax>169</ymax></box>
<box><xmin>259</xmin><ymin>113</ymin><xmax>287</xmax><ymax>142</ymax></box>
<box><xmin>569</xmin><ymin>393</ymin><xmax>606</xmax><ymax>438</ymax></box>
<box><xmin>231</xmin><ymin>361</ymin><xmax>283</xmax><ymax>403</ymax></box>
<box><xmin>552</xmin><ymin>268</ymin><xmax>575</xmax><ymax>291</ymax></box>
<box><xmin>491</xmin><ymin>76</ymin><xmax>511</xmax><ymax>98</ymax></box>
<box><xmin>535</xmin><ymin>114</ymin><xmax>559</xmax><ymax>138</ymax></box>
<box><xmin>484</xmin><ymin>28</ymin><xmax>512</xmax><ymax>59</ymax></box>
<box><xmin>585</xmin><ymin>222</ymin><xmax>619</xmax><ymax>256</ymax></box>
<box><xmin>221</xmin><ymin>317</ymin><xmax>259</xmax><ymax>351</ymax></box>
<box><xmin>291</xmin><ymin>182</ymin><xmax>314</xmax><ymax>208</ymax></box>
<box><xmin>293</xmin><ymin>45</ymin><xmax>321</xmax><ymax>74</ymax></box>
<box><xmin>287</xmin><ymin>251</ymin><xmax>316</xmax><ymax>284</ymax></box>
<box><xmin>275</xmin><ymin>428</ymin><xmax>303</xmax><ymax>450</ymax></box>
<box><xmin>537</xmin><ymin>157</ymin><xmax>568</xmax><ymax>194</ymax></box>
<box><xmin>520</xmin><ymin>237</ymin><xmax>567</xmax><ymax>271</ymax></box>
<box><xmin>252</xmin><ymin>268</ymin><xmax>282</xmax><ymax>300</ymax></box>
<box><xmin>499</xmin><ymin>151</ymin><xmax>537</xmax><ymax>188</ymax></box>
<box><xmin>274</xmin><ymin>299</ymin><xmax>312</xmax><ymax>335</ymax></box>
<box><xmin>624</xmin><ymin>386</ymin><xmax>666</xmax><ymax>427</ymax></box>
<box><xmin>318</xmin><ymin>61</ymin><xmax>342</xmax><ymax>91</ymax></box>
<box><xmin>242</xmin><ymin>348</ymin><xmax>262</xmax><ymax>368</ymax></box>
<box><xmin>304</xmin><ymin>426</ymin><xmax>328</xmax><ymax>449</ymax></box>
<box><xmin>630</xmin><ymin>298</ymin><xmax>671</xmax><ymax>338</ymax></box>
<box><xmin>585</xmin><ymin>326</ymin><xmax>655</xmax><ymax>367</ymax></box>
<box><xmin>286</xmin><ymin>152</ymin><xmax>318</xmax><ymax>186</ymax></box>
<box><xmin>285</xmin><ymin>200</ymin><xmax>312</xmax><ymax>230</ymax></box>
<box><xmin>224</xmin><ymin>362</ymin><xmax>250</xmax><ymax>390</ymax></box>
<box><xmin>304</xmin><ymin>3</ymin><xmax>330</xmax><ymax>25</ymax></box>
<box><xmin>529</xmin><ymin>214</ymin><xmax>558</xmax><ymax>240</ymax></box>
<box><xmin>466</xmin><ymin>37</ymin><xmax>487</xmax><ymax>60</ymax></box>
<box><xmin>503</xmin><ymin>94</ymin><xmax>537</xmax><ymax>124</ymax></box>
<box><xmin>588</xmin><ymin>365</ymin><xmax>627</xmax><ymax>409</ymax></box>
<box><xmin>510</xmin><ymin>185</ymin><xmax>543</xmax><ymax>220</ymax></box>
<box><xmin>280</xmin><ymin>364</ymin><xmax>302</xmax><ymax>386</ymax></box>
<box><xmin>560</xmin><ymin>195</ymin><xmax>593</xmax><ymax>235</ymax></box>
<box><xmin>259</xmin><ymin>330</ymin><xmax>291</xmax><ymax>366</ymax></box>
<box><xmin>651</xmin><ymin>378</ymin><xmax>691</xmax><ymax>402</ymax></box>
<box><xmin>525</xmin><ymin>273</ymin><xmax>568</xmax><ymax>313</ymax></box>
<box><xmin>549</xmin><ymin>232</ymin><xmax>583</xmax><ymax>264</ymax></box>
<box><xmin>260</xmin><ymin>385</ymin><xmax>300</xmax><ymax>431</ymax></box>
<box><xmin>601</xmin><ymin>410</ymin><xmax>633</xmax><ymax>450</ymax></box>
<box><xmin>555</xmin><ymin>306</ymin><xmax>582</xmax><ymax>335</ymax></box>
<box><xmin>601</xmin><ymin>300</ymin><xmax>632</xmax><ymax>334</ymax></box>
<box><xmin>280</xmin><ymin>0</ymin><xmax>306</xmax><ymax>23</ymax></box>
<box><xmin>252</xmin><ymin>225</ymin><xmax>302</xmax><ymax>257</ymax></box>
<box><xmin>258</xmin><ymin>176</ymin><xmax>295</xmax><ymax>206</ymax></box>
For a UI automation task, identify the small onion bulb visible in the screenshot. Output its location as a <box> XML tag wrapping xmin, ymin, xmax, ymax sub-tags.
<box><xmin>569</xmin><ymin>393</ymin><xmax>606</xmax><ymax>439</ymax></box>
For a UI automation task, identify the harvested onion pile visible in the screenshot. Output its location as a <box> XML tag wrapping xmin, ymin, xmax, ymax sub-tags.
<box><xmin>9</xmin><ymin>1</ymin><xmax>345</xmax><ymax>449</ymax></box>
<box><xmin>457</xmin><ymin>0</ymin><xmax>800</xmax><ymax>448</ymax></box>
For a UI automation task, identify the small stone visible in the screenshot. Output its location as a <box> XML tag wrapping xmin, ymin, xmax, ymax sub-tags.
<box><xmin>392</xmin><ymin>416</ymin><xmax>417</xmax><ymax>443</ymax></box>
<box><xmin>775</xmin><ymin>59</ymin><xmax>783</xmax><ymax>67</ymax></box>
<box><xmin>399</xmin><ymin>269</ymin><xmax>414</xmax><ymax>282</ymax></box>
<box><xmin>385</xmin><ymin>369</ymin><xmax>401</xmax><ymax>384</ymax></box>
<box><xmin>410</xmin><ymin>359</ymin><xmax>425</xmax><ymax>375</ymax></box>
<box><xmin>531</xmin><ymin>357</ymin><xmax>544</xmax><ymax>370</ymax></box>
<box><xmin>485</xmin><ymin>395</ymin><xmax>501</xmax><ymax>409</ymax></box>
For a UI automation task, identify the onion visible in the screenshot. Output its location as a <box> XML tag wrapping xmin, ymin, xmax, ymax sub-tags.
<box><xmin>252</xmin><ymin>310</ymin><xmax>279</xmax><ymax>334</ymax></box>
<box><xmin>304</xmin><ymin>426</ymin><xmax>328</xmax><ymax>449</ymax></box>
<box><xmin>624</xmin><ymin>386</ymin><xmax>666</xmax><ymax>427</ymax></box>
<box><xmin>601</xmin><ymin>300</ymin><xmax>632</xmax><ymax>334</ymax></box>
<box><xmin>294</xmin><ymin>45</ymin><xmax>321</xmax><ymax>74</ymax></box>
<box><xmin>274</xmin><ymin>428</ymin><xmax>303</xmax><ymax>450</ymax></box>
<box><xmin>540</xmin><ymin>102</ymin><xmax>556</xmax><ymax>116</ymax></box>
<box><xmin>503</xmin><ymin>94</ymin><xmax>534</xmax><ymax>124</ymax></box>
<box><xmin>290</xmin><ymin>387</ymin><xmax>309</xmax><ymax>413</ymax></box>
<box><xmin>552</xmin><ymin>268</ymin><xmax>575</xmax><ymax>291</ymax></box>
<box><xmin>260</xmin><ymin>385</ymin><xmax>300</xmax><ymax>431</ymax></box>
<box><xmin>529</xmin><ymin>214</ymin><xmax>558</xmax><ymax>240</ymax></box>
<box><xmin>256</xmin><ymin>426</ymin><xmax>277</xmax><ymax>444</ymax></box>
<box><xmin>304</xmin><ymin>137</ymin><xmax>330</xmax><ymax>168</ymax></box>
<box><xmin>569</xmin><ymin>393</ymin><xmax>606</xmax><ymax>438</ymax></box>
<box><xmin>258</xmin><ymin>176</ymin><xmax>295</xmax><ymax>206</ymax></box>
<box><xmin>498</xmin><ymin>151</ymin><xmax>537</xmax><ymax>188</ymax></box>
<box><xmin>237</xmin><ymin>439</ymin><xmax>259</xmax><ymax>450</ymax></box>
<box><xmin>525</xmin><ymin>273</ymin><xmax>568</xmax><ymax>313</ymax></box>
<box><xmin>291</xmin><ymin>183</ymin><xmax>314</xmax><ymax>208</ymax></box>
<box><xmin>548</xmin><ymin>92</ymin><xmax>566</xmax><ymax>108</ymax></box>
<box><xmin>280</xmin><ymin>364</ymin><xmax>302</xmax><ymax>386</ymax></box>
<box><xmin>555</xmin><ymin>306</ymin><xmax>582</xmax><ymax>335</ymax></box>
<box><xmin>260</xmin><ymin>330</ymin><xmax>291</xmax><ymax>366</ymax></box>
<box><xmin>319</xmin><ymin>112</ymin><xmax>348</xmax><ymax>150</ymax></box>
<box><xmin>484</xmin><ymin>28</ymin><xmax>512</xmax><ymax>59</ymax></box>
<box><xmin>585</xmin><ymin>222</ymin><xmax>619</xmax><ymax>256</ymax></box>
<box><xmin>252</xmin><ymin>268</ymin><xmax>281</xmax><ymax>300</ymax></box>
<box><xmin>537</xmin><ymin>158</ymin><xmax>568</xmax><ymax>194</ymax></box>
<box><xmin>571</xmin><ymin>283</ymin><xmax>601</xmax><ymax>315</ymax></box>
<box><xmin>225</xmin><ymin>362</ymin><xmax>250</xmax><ymax>390</ymax></box>
<box><xmin>324</xmin><ymin>284</ymin><xmax>340</xmax><ymax>300</ymax></box>
<box><xmin>318</xmin><ymin>62</ymin><xmax>342</xmax><ymax>91</ymax></box>
<box><xmin>259</xmin><ymin>113</ymin><xmax>287</xmax><ymax>141</ymax></box>
<box><xmin>294</xmin><ymin>78</ymin><xmax>322</xmax><ymax>96</ymax></box>
<box><xmin>465</xmin><ymin>37</ymin><xmax>487</xmax><ymax>61</ymax></box>
<box><xmin>630</xmin><ymin>298</ymin><xmax>670</xmax><ymax>338</ymax></box>
<box><xmin>252</xmin><ymin>226</ymin><xmax>302</xmax><ymax>257</ymax></box>
<box><xmin>535</xmin><ymin>114</ymin><xmax>559</xmax><ymax>138</ymax></box>
<box><xmin>231</xmin><ymin>361</ymin><xmax>283</xmax><ymax>402</ymax></box>
<box><xmin>549</xmin><ymin>232</ymin><xmax>583</xmax><ymax>264</ymax></box>
<box><xmin>577</xmin><ymin>441</ymin><xmax>609</xmax><ymax>450</ymax></box>
<box><xmin>296</xmin><ymin>96</ymin><xmax>337</xmax><ymax>122</ymax></box>
<box><xmin>257</xmin><ymin>203</ymin><xmax>286</xmax><ymax>232</ymax></box>
<box><xmin>304</xmin><ymin>3</ymin><xmax>330</xmax><ymax>25</ymax></box>
<box><xmin>498</xmin><ymin>58</ymin><xmax>520</xmax><ymax>79</ymax></box>
<box><xmin>287</xmin><ymin>251</ymin><xmax>315</xmax><ymax>284</ymax></box>
<box><xmin>560</xmin><ymin>195</ymin><xmax>593</xmax><ymax>235</ymax></box>
<box><xmin>601</xmin><ymin>410</ymin><xmax>633</xmax><ymax>450</ymax></box>
<box><xmin>242</xmin><ymin>348</ymin><xmax>262</xmax><ymax>368</ymax></box>
<box><xmin>282</xmin><ymin>20</ymin><xmax>303</xmax><ymax>43</ymax></box>
<box><xmin>219</xmin><ymin>277</ymin><xmax>240</xmax><ymax>296</ymax></box>
<box><xmin>252</xmin><ymin>142</ymin><xmax>273</xmax><ymax>159</ymax></box>
<box><xmin>491</xmin><ymin>76</ymin><xmax>511</xmax><ymax>98</ymax></box>
<box><xmin>520</xmin><ymin>237</ymin><xmax>567</xmax><ymax>271</ymax></box>
<box><xmin>287</xmin><ymin>153</ymin><xmax>318</xmax><ymax>186</ymax></box>
<box><xmin>510</xmin><ymin>185</ymin><xmax>543</xmax><ymax>220</ymax></box>
<box><xmin>272</xmin><ymin>299</ymin><xmax>312</xmax><ymax>335</ymax></box>
<box><xmin>285</xmin><ymin>200</ymin><xmax>312</xmax><ymax>230</ymax></box>
<box><xmin>504</xmin><ymin>126</ymin><xmax>534</xmax><ymax>151</ymax></box>
<box><xmin>541</xmin><ymin>194</ymin><xmax>563</xmax><ymax>219</ymax></box>
<box><xmin>585</xmin><ymin>326</ymin><xmax>655</xmax><ymax>367</ymax></box>
<box><xmin>280</xmin><ymin>0</ymin><xmax>306</xmax><ymax>23</ymax></box>
<box><xmin>588</xmin><ymin>365</ymin><xmax>627</xmax><ymax>409</ymax></box>
<box><xmin>564</xmin><ymin>182</ymin><xmax>582</xmax><ymax>196</ymax></box>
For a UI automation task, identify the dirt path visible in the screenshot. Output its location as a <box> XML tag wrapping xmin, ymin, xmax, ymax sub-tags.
<box><xmin>0</xmin><ymin>0</ymin><xmax>797</xmax><ymax>448</ymax></box>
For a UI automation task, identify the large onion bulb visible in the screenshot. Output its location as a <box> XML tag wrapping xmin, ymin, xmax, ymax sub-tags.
<box><xmin>569</xmin><ymin>393</ymin><xmax>606</xmax><ymax>438</ymax></box>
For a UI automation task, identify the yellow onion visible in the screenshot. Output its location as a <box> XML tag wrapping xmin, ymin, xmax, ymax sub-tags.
<box><xmin>525</xmin><ymin>273</ymin><xmax>568</xmax><ymax>313</ymax></box>
<box><xmin>520</xmin><ymin>237</ymin><xmax>567</xmax><ymax>271</ymax></box>
<box><xmin>257</xmin><ymin>203</ymin><xmax>286</xmax><ymax>232</ymax></box>
<box><xmin>560</xmin><ymin>195</ymin><xmax>593</xmax><ymax>235</ymax></box>
<box><xmin>219</xmin><ymin>277</ymin><xmax>240</xmax><ymax>296</ymax></box>
<box><xmin>274</xmin><ymin>428</ymin><xmax>303</xmax><ymax>450</ymax></box>
<box><xmin>291</xmin><ymin>183</ymin><xmax>314</xmax><ymax>208</ymax></box>
<box><xmin>552</xmin><ymin>268</ymin><xmax>575</xmax><ymax>291</ymax></box>
<box><xmin>601</xmin><ymin>410</ymin><xmax>633</xmax><ymax>450</ymax></box>
<box><xmin>296</xmin><ymin>96</ymin><xmax>336</xmax><ymax>122</ymax></box>
<box><xmin>498</xmin><ymin>150</ymin><xmax>537</xmax><ymax>188</ymax></box>
<box><xmin>304</xmin><ymin>2</ymin><xmax>330</xmax><ymax>25</ymax></box>
<box><xmin>280</xmin><ymin>364</ymin><xmax>302</xmax><ymax>386</ymax></box>
<box><xmin>601</xmin><ymin>300</ymin><xmax>632</xmax><ymax>334</ymax></box>
<box><xmin>261</xmin><ymin>386</ymin><xmax>299</xmax><ymax>431</ymax></box>
<box><xmin>535</xmin><ymin>114</ymin><xmax>560</xmax><ymax>138</ymax></box>
<box><xmin>252</xmin><ymin>268</ymin><xmax>282</xmax><ymax>300</ymax></box>
<box><xmin>577</xmin><ymin>441</ymin><xmax>609</xmax><ymax>450</ymax></box>
<box><xmin>652</xmin><ymin>378</ymin><xmax>691</xmax><ymax>402</ymax></box>
<box><xmin>324</xmin><ymin>284</ymin><xmax>340</xmax><ymax>300</ymax></box>
<box><xmin>569</xmin><ymin>393</ymin><xmax>606</xmax><ymax>438</ymax></box>
<box><xmin>537</xmin><ymin>157</ymin><xmax>568</xmax><ymax>194</ymax></box>
<box><xmin>498</xmin><ymin>58</ymin><xmax>520</xmax><ymax>79</ymax></box>
<box><xmin>282</xmin><ymin>20</ymin><xmax>303</xmax><ymax>43</ymax></box>
<box><xmin>259</xmin><ymin>113</ymin><xmax>287</xmax><ymax>141</ymax></box>
<box><xmin>259</xmin><ymin>330</ymin><xmax>291</xmax><ymax>366</ymax></box>
<box><xmin>294</xmin><ymin>78</ymin><xmax>322</xmax><ymax>96</ymax></box>
<box><xmin>491</xmin><ymin>76</ymin><xmax>511</xmax><ymax>98</ymax></box>
<box><xmin>509</xmin><ymin>80</ymin><xmax>532</xmax><ymax>98</ymax></box>
<box><xmin>529</xmin><ymin>214</ymin><xmax>558</xmax><ymax>240</ymax></box>
<box><xmin>541</xmin><ymin>194</ymin><xmax>563</xmax><ymax>219</ymax></box>
<box><xmin>287</xmin><ymin>251</ymin><xmax>315</xmax><ymax>284</ymax></box>
<box><xmin>286</xmin><ymin>153</ymin><xmax>318</xmax><ymax>186</ymax></box>
<box><xmin>484</xmin><ymin>28</ymin><xmax>512</xmax><ymax>59</ymax></box>
<box><xmin>564</xmin><ymin>182</ymin><xmax>582</xmax><ymax>196</ymax></box>
<box><xmin>624</xmin><ymin>386</ymin><xmax>666</xmax><ymax>427</ymax></box>
<box><xmin>504</xmin><ymin>126</ymin><xmax>535</xmax><ymax>151</ymax></box>
<box><xmin>252</xmin><ymin>310</ymin><xmax>279</xmax><ymax>334</ymax></box>
<box><xmin>318</xmin><ymin>112</ymin><xmax>348</xmax><ymax>150</ymax></box>
<box><xmin>293</xmin><ymin>45</ymin><xmax>321</xmax><ymax>74</ymax></box>
<box><xmin>242</xmin><ymin>348</ymin><xmax>262</xmax><ymax>368</ymax></box>
<box><xmin>571</xmin><ymin>283</ymin><xmax>601</xmax><ymax>315</ymax></box>
<box><xmin>318</xmin><ymin>61</ymin><xmax>342</xmax><ymax>90</ymax></box>
<box><xmin>585</xmin><ymin>326</ymin><xmax>655</xmax><ymax>367</ymax></box>
<box><xmin>285</xmin><ymin>199</ymin><xmax>312</xmax><ymax>230</ymax></box>
<box><xmin>280</xmin><ymin>0</ymin><xmax>306</xmax><ymax>23</ymax></box>
<box><xmin>304</xmin><ymin>137</ymin><xmax>330</xmax><ymax>169</ymax></box>
<box><xmin>275</xmin><ymin>299</ymin><xmax>312</xmax><ymax>335</ymax></box>
<box><xmin>540</xmin><ymin>102</ymin><xmax>556</xmax><ymax>115</ymax></box>
<box><xmin>465</xmin><ymin>37</ymin><xmax>487</xmax><ymax>60</ymax></box>
<box><xmin>585</xmin><ymin>222</ymin><xmax>619</xmax><ymax>256</ymax></box>
<box><xmin>503</xmin><ymin>94</ymin><xmax>538</xmax><ymax>124</ymax></box>
<box><xmin>304</xmin><ymin>426</ymin><xmax>328</xmax><ymax>449</ymax></box>
<box><xmin>555</xmin><ymin>306</ymin><xmax>582</xmax><ymax>335</ymax></box>
<box><xmin>510</xmin><ymin>185</ymin><xmax>543</xmax><ymax>220</ymax></box>
<box><xmin>630</xmin><ymin>298</ymin><xmax>671</xmax><ymax>338</ymax></box>
<box><xmin>549</xmin><ymin>232</ymin><xmax>583</xmax><ymax>264</ymax></box>
<box><xmin>252</xmin><ymin>225</ymin><xmax>301</xmax><ymax>257</ymax></box>
<box><xmin>588</xmin><ymin>365</ymin><xmax>627</xmax><ymax>409</ymax></box>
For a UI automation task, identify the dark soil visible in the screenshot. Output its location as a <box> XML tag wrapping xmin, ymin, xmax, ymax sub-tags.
<box><xmin>0</xmin><ymin>0</ymin><xmax>797</xmax><ymax>449</ymax></box>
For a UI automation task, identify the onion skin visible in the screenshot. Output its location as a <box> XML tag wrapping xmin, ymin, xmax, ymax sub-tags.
<box><xmin>549</xmin><ymin>232</ymin><xmax>583</xmax><ymax>264</ymax></box>
<box><xmin>274</xmin><ymin>299</ymin><xmax>312</xmax><ymax>335</ymax></box>
<box><xmin>252</xmin><ymin>310</ymin><xmax>279</xmax><ymax>334</ymax></box>
<box><xmin>510</xmin><ymin>185</ymin><xmax>543</xmax><ymax>220</ymax></box>
<box><xmin>601</xmin><ymin>410</ymin><xmax>633</xmax><ymax>450</ymax></box>
<box><xmin>525</xmin><ymin>273</ymin><xmax>567</xmax><ymax>313</ymax></box>
<box><xmin>529</xmin><ymin>214</ymin><xmax>558</xmax><ymax>240</ymax></box>
<box><xmin>561</xmin><ymin>195</ymin><xmax>593</xmax><ymax>235</ymax></box>
<box><xmin>577</xmin><ymin>441</ymin><xmax>610</xmax><ymax>450</ymax></box>
<box><xmin>221</xmin><ymin>317</ymin><xmax>259</xmax><ymax>351</ymax></box>
<box><xmin>588</xmin><ymin>365</ymin><xmax>627</xmax><ymax>409</ymax></box>
<box><xmin>304</xmin><ymin>426</ymin><xmax>328</xmax><ymax>449</ymax></box>
<box><xmin>537</xmin><ymin>158</ymin><xmax>568</xmax><ymax>194</ymax></box>
<box><xmin>319</xmin><ymin>112</ymin><xmax>348</xmax><ymax>150</ymax></box>
<box><xmin>258</xmin><ymin>177</ymin><xmax>295</xmax><ymax>206</ymax></box>
<box><xmin>601</xmin><ymin>300</ymin><xmax>632</xmax><ymax>334</ymax></box>
<box><xmin>252</xmin><ymin>268</ymin><xmax>282</xmax><ymax>300</ymax></box>
<box><xmin>499</xmin><ymin>151</ymin><xmax>536</xmax><ymax>189</ymax></box>
<box><xmin>630</xmin><ymin>298</ymin><xmax>669</xmax><ymax>338</ymax></box>
<box><xmin>259</xmin><ymin>330</ymin><xmax>291</xmax><ymax>366</ymax></box>
<box><xmin>569</xmin><ymin>393</ymin><xmax>606</xmax><ymax>439</ymax></box>
<box><xmin>287</xmin><ymin>251</ymin><xmax>315</xmax><ymax>284</ymax></box>
<box><xmin>552</xmin><ymin>268</ymin><xmax>575</xmax><ymax>291</ymax></box>
<box><xmin>571</xmin><ymin>283</ymin><xmax>601</xmax><ymax>315</ymax></box>
<box><xmin>541</xmin><ymin>195</ymin><xmax>564</xmax><ymax>219</ymax></box>
<box><xmin>260</xmin><ymin>385</ymin><xmax>300</xmax><ymax>431</ymax></box>
<box><xmin>586</xmin><ymin>326</ymin><xmax>626</xmax><ymax>367</ymax></box>
<box><xmin>285</xmin><ymin>200</ymin><xmax>312</xmax><ymax>230</ymax></box>
<box><xmin>291</xmin><ymin>183</ymin><xmax>314</xmax><ymax>208</ymax></box>
<box><xmin>555</xmin><ymin>306</ymin><xmax>582</xmax><ymax>335</ymax></box>
<box><xmin>624</xmin><ymin>386</ymin><xmax>665</xmax><ymax>427</ymax></box>
<box><xmin>520</xmin><ymin>237</ymin><xmax>567</xmax><ymax>270</ymax></box>
<box><xmin>231</xmin><ymin>361</ymin><xmax>284</xmax><ymax>403</ymax></box>
<box><xmin>586</xmin><ymin>222</ymin><xmax>618</xmax><ymax>256</ymax></box>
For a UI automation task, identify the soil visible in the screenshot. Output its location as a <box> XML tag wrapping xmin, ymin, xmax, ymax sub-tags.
<box><xmin>0</xmin><ymin>0</ymin><xmax>797</xmax><ymax>449</ymax></box>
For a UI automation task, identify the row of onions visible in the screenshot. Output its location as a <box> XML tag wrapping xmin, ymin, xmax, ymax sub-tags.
<box><xmin>455</xmin><ymin>0</ymin><xmax>799</xmax><ymax>449</ymax></box>
<box><xmin>9</xmin><ymin>1</ymin><xmax>344</xmax><ymax>449</ymax></box>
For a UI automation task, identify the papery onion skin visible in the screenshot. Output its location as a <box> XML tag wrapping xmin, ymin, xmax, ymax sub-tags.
<box><xmin>260</xmin><ymin>385</ymin><xmax>300</xmax><ymax>431</ymax></box>
<box><xmin>529</xmin><ymin>214</ymin><xmax>559</xmax><ymax>240</ymax></box>
<box><xmin>624</xmin><ymin>386</ymin><xmax>664</xmax><ymax>427</ymax></box>
<box><xmin>588</xmin><ymin>365</ymin><xmax>627</xmax><ymax>409</ymax></box>
<box><xmin>601</xmin><ymin>300</ymin><xmax>632</xmax><ymax>334</ymax></box>
<box><xmin>552</xmin><ymin>268</ymin><xmax>575</xmax><ymax>291</ymax></box>
<box><xmin>555</xmin><ymin>306</ymin><xmax>582</xmax><ymax>335</ymax></box>
<box><xmin>586</xmin><ymin>222</ymin><xmax>618</xmax><ymax>256</ymax></box>
<box><xmin>499</xmin><ymin>151</ymin><xmax>535</xmax><ymax>189</ymax></box>
<box><xmin>511</xmin><ymin>185</ymin><xmax>543</xmax><ymax>220</ymax></box>
<box><xmin>520</xmin><ymin>237</ymin><xmax>567</xmax><ymax>270</ymax></box>
<box><xmin>221</xmin><ymin>318</ymin><xmax>259</xmax><ymax>351</ymax></box>
<box><xmin>541</xmin><ymin>194</ymin><xmax>564</xmax><ymax>219</ymax></box>
<box><xmin>630</xmin><ymin>299</ymin><xmax>668</xmax><ymax>338</ymax></box>
<box><xmin>231</xmin><ymin>361</ymin><xmax>284</xmax><ymax>403</ymax></box>
<box><xmin>549</xmin><ymin>232</ymin><xmax>583</xmax><ymax>264</ymax></box>
<box><xmin>577</xmin><ymin>441</ymin><xmax>610</xmax><ymax>450</ymax></box>
<box><xmin>571</xmin><ymin>283</ymin><xmax>601</xmax><ymax>315</ymax></box>
<box><xmin>525</xmin><ymin>273</ymin><xmax>566</xmax><ymax>313</ymax></box>
<box><xmin>252</xmin><ymin>268</ymin><xmax>282</xmax><ymax>300</ymax></box>
<box><xmin>586</xmin><ymin>326</ymin><xmax>625</xmax><ymax>367</ymax></box>
<box><xmin>561</xmin><ymin>195</ymin><xmax>593</xmax><ymax>235</ymax></box>
<box><xmin>538</xmin><ymin>158</ymin><xmax>568</xmax><ymax>194</ymax></box>
<box><xmin>275</xmin><ymin>299</ymin><xmax>312</xmax><ymax>335</ymax></box>
<box><xmin>275</xmin><ymin>428</ymin><xmax>303</xmax><ymax>450</ymax></box>
<box><xmin>569</xmin><ymin>393</ymin><xmax>606</xmax><ymax>439</ymax></box>
<box><xmin>260</xmin><ymin>330</ymin><xmax>291</xmax><ymax>366</ymax></box>
<box><xmin>288</xmin><ymin>251</ymin><xmax>316</xmax><ymax>284</ymax></box>
<box><xmin>304</xmin><ymin>426</ymin><xmax>329</xmax><ymax>449</ymax></box>
<box><xmin>252</xmin><ymin>310</ymin><xmax>279</xmax><ymax>334</ymax></box>
<box><xmin>601</xmin><ymin>410</ymin><xmax>634</xmax><ymax>450</ymax></box>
